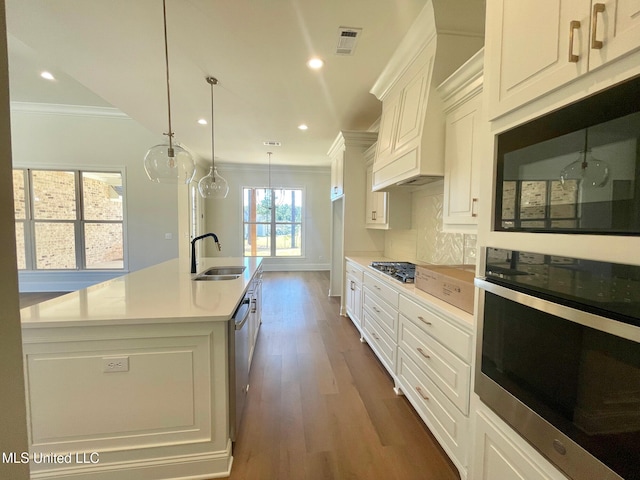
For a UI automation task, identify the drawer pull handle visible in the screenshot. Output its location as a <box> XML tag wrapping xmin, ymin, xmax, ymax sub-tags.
<box><xmin>374</xmin><ymin>285</ymin><xmax>381</xmax><ymax>290</ymax></box>
<box><xmin>569</xmin><ymin>20</ymin><xmax>580</xmax><ymax>62</ymax></box>
<box><xmin>416</xmin><ymin>386</ymin><xmax>429</xmax><ymax>400</ymax></box>
<box><xmin>418</xmin><ymin>316</ymin><xmax>432</xmax><ymax>326</ymax></box>
<box><xmin>417</xmin><ymin>347</ymin><xmax>430</xmax><ymax>359</ymax></box>
<box><xmin>373</xmin><ymin>306</ymin><xmax>381</xmax><ymax>313</ymax></box>
<box><xmin>372</xmin><ymin>333</ymin><xmax>380</xmax><ymax>340</ymax></box>
<box><xmin>591</xmin><ymin>3</ymin><xmax>605</xmax><ymax>50</ymax></box>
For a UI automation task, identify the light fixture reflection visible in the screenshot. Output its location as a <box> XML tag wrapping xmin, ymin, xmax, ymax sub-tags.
<box><xmin>560</xmin><ymin>129</ymin><xmax>610</xmax><ymax>190</ymax></box>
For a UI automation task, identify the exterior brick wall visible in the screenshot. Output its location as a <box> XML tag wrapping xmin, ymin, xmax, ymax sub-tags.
<box><xmin>13</xmin><ymin>169</ymin><xmax>124</xmax><ymax>270</ymax></box>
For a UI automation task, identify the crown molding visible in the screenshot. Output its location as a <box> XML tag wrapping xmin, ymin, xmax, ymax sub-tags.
<box><xmin>10</xmin><ymin>102</ymin><xmax>129</xmax><ymax>119</ymax></box>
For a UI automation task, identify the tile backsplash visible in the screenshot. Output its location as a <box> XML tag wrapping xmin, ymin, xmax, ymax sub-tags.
<box><xmin>384</xmin><ymin>182</ymin><xmax>477</xmax><ymax>265</ymax></box>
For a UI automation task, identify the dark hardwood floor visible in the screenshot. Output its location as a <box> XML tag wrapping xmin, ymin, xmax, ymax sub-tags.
<box><xmin>228</xmin><ymin>271</ymin><xmax>460</xmax><ymax>480</ymax></box>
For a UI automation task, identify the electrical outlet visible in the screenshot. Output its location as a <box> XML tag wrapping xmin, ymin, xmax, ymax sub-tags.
<box><xmin>102</xmin><ymin>356</ymin><xmax>129</xmax><ymax>373</ymax></box>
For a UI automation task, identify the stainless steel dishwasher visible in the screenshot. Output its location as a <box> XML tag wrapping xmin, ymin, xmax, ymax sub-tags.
<box><xmin>229</xmin><ymin>293</ymin><xmax>251</xmax><ymax>442</ymax></box>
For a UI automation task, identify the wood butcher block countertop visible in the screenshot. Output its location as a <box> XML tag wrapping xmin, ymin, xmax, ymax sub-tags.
<box><xmin>20</xmin><ymin>257</ymin><xmax>262</xmax><ymax>328</ymax></box>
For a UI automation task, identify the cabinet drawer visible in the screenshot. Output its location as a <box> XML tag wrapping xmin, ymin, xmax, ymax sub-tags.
<box><xmin>399</xmin><ymin>295</ymin><xmax>472</xmax><ymax>362</ymax></box>
<box><xmin>397</xmin><ymin>350</ymin><xmax>468</xmax><ymax>464</ymax></box>
<box><xmin>363</xmin><ymin>289</ymin><xmax>398</xmax><ymax>340</ymax></box>
<box><xmin>399</xmin><ymin>314</ymin><xmax>470</xmax><ymax>414</ymax></box>
<box><xmin>364</xmin><ymin>272</ymin><xmax>399</xmax><ymax>308</ymax></box>
<box><xmin>345</xmin><ymin>261</ymin><xmax>364</xmax><ymax>282</ymax></box>
<box><xmin>363</xmin><ymin>310</ymin><xmax>396</xmax><ymax>375</ymax></box>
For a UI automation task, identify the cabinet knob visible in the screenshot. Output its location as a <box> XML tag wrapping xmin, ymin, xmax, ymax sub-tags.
<box><xmin>591</xmin><ymin>3</ymin><xmax>605</xmax><ymax>50</ymax></box>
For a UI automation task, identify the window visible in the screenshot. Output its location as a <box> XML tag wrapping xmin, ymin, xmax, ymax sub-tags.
<box><xmin>243</xmin><ymin>187</ymin><xmax>302</xmax><ymax>257</ymax></box>
<box><xmin>13</xmin><ymin>168</ymin><xmax>125</xmax><ymax>270</ymax></box>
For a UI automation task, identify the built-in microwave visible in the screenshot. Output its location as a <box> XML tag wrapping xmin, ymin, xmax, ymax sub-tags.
<box><xmin>494</xmin><ymin>75</ymin><xmax>640</xmax><ymax>235</ymax></box>
<box><xmin>475</xmin><ymin>248</ymin><xmax>640</xmax><ymax>480</ymax></box>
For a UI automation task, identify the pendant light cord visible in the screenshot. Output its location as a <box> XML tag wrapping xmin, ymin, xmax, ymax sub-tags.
<box><xmin>162</xmin><ymin>0</ymin><xmax>174</xmax><ymax>154</ymax></box>
<box><xmin>207</xmin><ymin>77</ymin><xmax>218</xmax><ymax>179</ymax></box>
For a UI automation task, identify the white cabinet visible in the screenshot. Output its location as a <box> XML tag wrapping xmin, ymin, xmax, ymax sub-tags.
<box><xmin>471</xmin><ymin>406</ymin><xmax>570</xmax><ymax>480</ymax></box>
<box><xmin>365</xmin><ymin>150</ymin><xmax>412</xmax><ymax>230</ymax></box>
<box><xmin>345</xmin><ymin>260</ymin><xmax>364</xmax><ymax>334</ymax></box>
<box><xmin>327</xmin><ymin>131</ymin><xmax>383</xmax><ymax>310</ymax></box>
<box><xmin>330</xmin><ymin>149</ymin><xmax>344</xmax><ymax>201</ymax></box>
<box><xmin>396</xmin><ymin>293</ymin><xmax>473</xmax><ymax>477</ymax></box>
<box><xmin>370</xmin><ymin>2</ymin><xmax>484</xmax><ymax>190</ymax></box>
<box><xmin>248</xmin><ymin>265</ymin><xmax>262</xmax><ymax>369</ymax></box>
<box><xmin>486</xmin><ymin>0</ymin><xmax>640</xmax><ymax>119</ymax></box>
<box><xmin>438</xmin><ymin>49</ymin><xmax>485</xmax><ymax>231</ymax></box>
<box><xmin>362</xmin><ymin>271</ymin><xmax>400</xmax><ymax>379</ymax></box>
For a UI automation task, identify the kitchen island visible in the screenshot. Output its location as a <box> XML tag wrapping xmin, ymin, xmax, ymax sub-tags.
<box><xmin>20</xmin><ymin>257</ymin><xmax>262</xmax><ymax>480</ymax></box>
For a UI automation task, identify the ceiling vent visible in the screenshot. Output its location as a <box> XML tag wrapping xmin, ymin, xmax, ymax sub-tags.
<box><xmin>335</xmin><ymin>27</ymin><xmax>362</xmax><ymax>55</ymax></box>
<box><xmin>263</xmin><ymin>141</ymin><xmax>281</xmax><ymax>147</ymax></box>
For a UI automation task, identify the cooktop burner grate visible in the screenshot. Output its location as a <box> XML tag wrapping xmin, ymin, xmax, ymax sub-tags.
<box><xmin>370</xmin><ymin>261</ymin><xmax>416</xmax><ymax>283</ymax></box>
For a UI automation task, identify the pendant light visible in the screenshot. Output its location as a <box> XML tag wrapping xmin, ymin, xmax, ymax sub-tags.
<box><xmin>560</xmin><ymin>128</ymin><xmax>610</xmax><ymax>190</ymax></box>
<box><xmin>198</xmin><ymin>77</ymin><xmax>229</xmax><ymax>199</ymax></box>
<box><xmin>144</xmin><ymin>0</ymin><xmax>196</xmax><ymax>184</ymax></box>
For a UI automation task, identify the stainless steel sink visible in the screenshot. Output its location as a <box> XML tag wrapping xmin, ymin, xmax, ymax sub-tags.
<box><xmin>192</xmin><ymin>266</ymin><xmax>246</xmax><ymax>281</ymax></box>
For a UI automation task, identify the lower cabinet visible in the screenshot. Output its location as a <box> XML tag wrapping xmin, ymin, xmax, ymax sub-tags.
<box><xmin>354</xmin><ymin>262</ymin><xmax>474</xmax><ymax>479</ymax></box>
<box><xmin>471</xmin><ymin>406</ymin><xmax>570</xmax><ymax>480</ymax></box>
<box><xmin>248</xmin><ymin>266</ymin><xmax>263</xmax><ymax>369</ymax></box>
<box><xmin>345</xmin><ymin>260</ymin><xmax>364</xmax><ymax>334</ymax></box>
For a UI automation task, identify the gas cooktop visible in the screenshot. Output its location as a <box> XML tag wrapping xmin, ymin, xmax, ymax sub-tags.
<box><xmin>370</xmin><ymin>261</ymin><xmax>416</xmax><ymax>284</ymax></box>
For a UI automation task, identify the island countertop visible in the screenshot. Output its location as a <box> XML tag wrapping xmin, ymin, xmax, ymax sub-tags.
<box><xmin>21</xmin><ymin>257</ymin><xmax>263</xmax><ymax>328</ymax></box>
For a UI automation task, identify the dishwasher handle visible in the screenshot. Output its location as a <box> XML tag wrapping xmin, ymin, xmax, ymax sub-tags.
<box><xmin>233</xmin><ymin>297</ymin><xmax>251</xmax><ymax>330</ymax></box>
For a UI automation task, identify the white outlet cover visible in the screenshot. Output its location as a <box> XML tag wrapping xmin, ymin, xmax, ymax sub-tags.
<box><xmin>102</xmin><ymin>356</ymin><xmax>129</xmax><ymax>373</ymax></box>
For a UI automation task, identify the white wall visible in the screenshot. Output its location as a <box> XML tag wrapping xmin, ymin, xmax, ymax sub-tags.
<box><xmin>202</xmin><ymin>163</ymin><xmax>331</xmax><ymax>271</ymax></box>
<box><xmin>0</xmin><ymin>1</ymin><xmax>30</xmax><ymax>476</ymax></box>
<box><xmin>10</xmin><ymin>106</ymin><xmax>183</xmax><ymax>290</ymax></box>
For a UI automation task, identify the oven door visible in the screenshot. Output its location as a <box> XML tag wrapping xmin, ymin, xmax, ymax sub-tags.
<box><xmin>475</xmin><ymin>278</ymin><xmax>640</xmax><ymax>480</ymax></box>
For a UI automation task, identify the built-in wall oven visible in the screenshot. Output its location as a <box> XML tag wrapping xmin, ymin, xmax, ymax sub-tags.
<box><xmin>475</xmin><ymin>248</ymin><xmax>640</xmax><ymax>480</ymax></box>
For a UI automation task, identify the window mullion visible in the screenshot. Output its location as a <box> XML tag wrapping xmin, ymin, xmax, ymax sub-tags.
<box><xmin>75</xmin><ymin>171</ymin><xmax>84</xmax><ymax>270</ymax></box>
<box><xmin>270</xmin><ymin>188</ymin><xmax>276</xmax><ymax>257</ymax></box>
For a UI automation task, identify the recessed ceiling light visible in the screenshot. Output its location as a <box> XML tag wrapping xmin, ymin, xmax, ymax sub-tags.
<box><xmin>40</xmin><ymin>71</ymin><xmax>55</xmax><ymax>81</ymax></box>
<box><xmin>198</xmin><ymin>118</ymin><xmax>207</xmax><ymax>125</ymax></box>
<box><xmin>306</xmin><ymin>57</ymin><xmax>324</xmax><ymax>70</ymax></box>
<box><xmin>298</xmin><ymin>124</ymin><xmax>309</xmax><ymax>131</ymax></box>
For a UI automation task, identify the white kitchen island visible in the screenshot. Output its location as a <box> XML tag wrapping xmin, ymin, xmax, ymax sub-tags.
<box><xmin>20</xmin><ymin>257</ymin><xmax>262</xmax><ymax>480</ymax></box>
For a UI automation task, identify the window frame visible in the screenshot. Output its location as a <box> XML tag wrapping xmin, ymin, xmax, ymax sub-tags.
<box><xmin>242</xmin><ymin>186</ymin><xmax>304</xmax><ymax>258</ymax></box>
<box><xmin>13</xmin><ymin>167</ymin><xmax>127</xmax><ymax>271</ymax></box>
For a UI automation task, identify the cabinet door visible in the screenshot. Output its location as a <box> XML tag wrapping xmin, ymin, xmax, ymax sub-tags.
<box><xmin>443</xmin><ymin>93</ymin><xmax>482</xmax><ymax>226</ymax></box>
<box><xmin>473</xmin><ymin>410</ymin><xmax>569</xmax><ymax>480</ymax></box>
<box><xmin>588</xmin><ymin>0</ymin><xmax>640</xmax><ymax>70</ymax></box>
<box><xmin>376</xmin><ymin>94</ymin><xmax>400</xmax><ymax>168</ymax></box>
<box><xmin>486</xmin><ymin>0</ymin><xmax>590</xmax><ymax>119</ymax></box>
<box><xmin>365</xmin><ymin>165</ymin><xmax>388</xmax><ymax>227</ymax></box>
<box><xmin>330</xmin><ymin>152</ymin><xmax>344</xmax><ymax>200</ymax></box>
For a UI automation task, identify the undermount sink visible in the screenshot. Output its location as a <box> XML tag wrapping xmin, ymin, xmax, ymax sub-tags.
<box><xmin>192</xmin><ymin>266</ymin><xmax>246</xmax><ymax>281</ymax></box>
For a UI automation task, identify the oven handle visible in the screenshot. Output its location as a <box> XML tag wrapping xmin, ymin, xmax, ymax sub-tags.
<box><xmin>474</xmin><ymin>277</ymin><xmax>640</xmax><ymax>343</ymax></box>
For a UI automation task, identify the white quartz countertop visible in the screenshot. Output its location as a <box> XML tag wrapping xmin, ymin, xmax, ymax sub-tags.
<box><xmin>21</xmin><ymin>257</ymin><xmax>262</xmax><ymax>328</ymax></box>
<box><xmin>346</xmin><ymin>255</ymin><xmax>475</xmax><ymax>329</ymax></box>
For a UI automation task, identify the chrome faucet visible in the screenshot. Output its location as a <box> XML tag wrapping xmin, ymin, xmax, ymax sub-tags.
<box><xmin>191</xmin><ymin>233</ymin><xmax>221</xmax><ymax>273</ymax></box>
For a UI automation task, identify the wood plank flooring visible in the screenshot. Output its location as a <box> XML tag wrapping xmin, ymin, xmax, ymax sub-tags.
<box><xmin>228</xmin><ymin>271</ymin><xmax>460</xmax><ymax>480</ymax></box>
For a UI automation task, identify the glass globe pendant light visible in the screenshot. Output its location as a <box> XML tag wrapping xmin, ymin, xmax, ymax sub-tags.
<box><xmin>560</xmin><ymin>128</ymin><xmax>610</xmax><ymax>190</ymax></box>
<box><xmin>198</xmin><ymin>77</ymin><xmax>229</xmax><ymax>199</ymax></box>
<box><xmin>144</xmin><ymin>0</ymin><xmax>196</xmax><ymax>184</ymax></box>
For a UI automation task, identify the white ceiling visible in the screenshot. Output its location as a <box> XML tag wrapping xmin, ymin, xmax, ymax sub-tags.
<box><xmin>5</xmin><ymin>0</ymin><xmax>484</xmax><ymax>168</ymax></box>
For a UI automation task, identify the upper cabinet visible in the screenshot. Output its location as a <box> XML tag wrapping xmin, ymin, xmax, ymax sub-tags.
<box><xmin>438</xmin><ymin>49</ymin><xmax>486</xmax><ymax>232</ymax></box>
<box><xmin>486</xmin><ymin>0</ymin><xmax>640</xmax><ymax>120</ymax></box>
<box><xmin>364</xmin><ymin>144</ymin><xmax>412</xmax><ymax>230</ymax></box>
<box><xmin>369</xmin><ymin>1</ymin><xmax>484</xmax><ymax>191</ymax></box>
<box><xmin>330</xmin><ymin>146</ymin><xmax>345</xmax><ymax>201</ymax></box>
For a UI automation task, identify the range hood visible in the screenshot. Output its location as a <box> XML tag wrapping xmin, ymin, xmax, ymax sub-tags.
<box><xmin>370</xmin><ymin>0</ymin><xmax>485</xmax><ymax>191</ymax></box>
